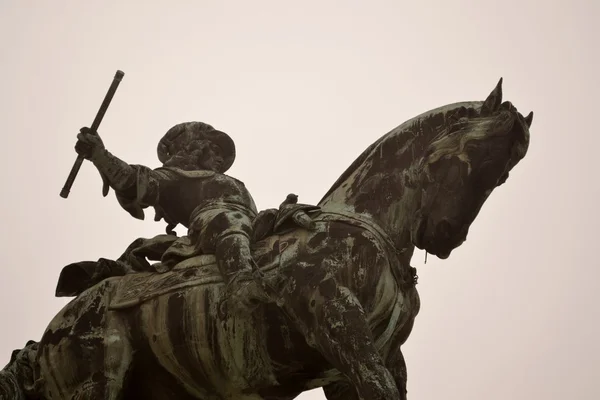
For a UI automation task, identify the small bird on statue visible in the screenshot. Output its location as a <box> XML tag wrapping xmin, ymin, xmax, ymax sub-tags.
<box><xmin>280</xmin><ymin>193</ymin><xmax>298</xmax><ymax>207</ymax></box>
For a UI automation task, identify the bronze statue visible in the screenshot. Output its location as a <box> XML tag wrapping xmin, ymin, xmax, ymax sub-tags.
<box><xmin>0</xmin><ymin>78</ymin><xmax>532</xmax><ymax>400</ymax></box>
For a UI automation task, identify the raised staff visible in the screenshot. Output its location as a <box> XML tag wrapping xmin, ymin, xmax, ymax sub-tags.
<box><xmin>59</xmin><ymin>70</ymin><xmax>125</xmax><ymax>199</ymax></box>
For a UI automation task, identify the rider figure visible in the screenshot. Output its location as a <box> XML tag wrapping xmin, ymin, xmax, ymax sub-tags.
<box><xmin>75</xmin><ymin>121</ymin><xmax>260</xmax><ymax>311</ymax></box>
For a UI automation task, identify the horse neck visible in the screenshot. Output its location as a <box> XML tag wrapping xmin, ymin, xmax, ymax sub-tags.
<box><xmin>318</xmin><ymin>116</ymin><xmax>440</xmax><ymax>252</ymax></box>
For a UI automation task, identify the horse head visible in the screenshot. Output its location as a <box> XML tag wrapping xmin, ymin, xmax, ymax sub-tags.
<box><xmin>411</xmin><ymin>79</ymin><xmax>532</xmax><ymax>258</ymax></box>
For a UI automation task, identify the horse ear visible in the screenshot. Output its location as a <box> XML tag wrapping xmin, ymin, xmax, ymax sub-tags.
<box><xmin>10</xmin><ymin>349</ymin><xmax>20</xmax><ymax>363</ymax></box>
<box><xmin>481</xmin><ymin>78</ymin><xmax>503</xmax><ymax>116</ymax></box>
<box><xmin>524</xmin><ymin>111</ymin><xmax>534</xmax><ymax>128</ymax></box>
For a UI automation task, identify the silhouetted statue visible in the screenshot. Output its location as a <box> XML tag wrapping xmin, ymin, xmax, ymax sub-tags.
<box><xmin>1</xmin><ymin>78</ymin><xmax>532</xmax><ymax>400</ymax></box>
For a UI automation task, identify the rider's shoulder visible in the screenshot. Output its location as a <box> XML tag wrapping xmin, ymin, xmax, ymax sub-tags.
<box><xmin>207</xmin><ymin>171</ymin><xmax>247</xmax><ymax>187</ymax></box>
<box><xmin>154</xmin><ymin>167</ymin><xmax>216</xmax><ymax>180</ymax></box>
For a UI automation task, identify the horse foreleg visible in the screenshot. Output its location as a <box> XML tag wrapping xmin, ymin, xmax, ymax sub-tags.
<box><xmin>286</xmin><ymin>281</ymin><xmax>401</xmax><ymax>400</ymax></box>
<box><xmin>322</xmin><ymin>343</ymin><xmax>408</xmax><ymax>400</ymax></box>
<box><xmin>382</xmin><ymin>318</ymin><xmax>417</xmax><ymax>400</ymax></box>
<box><xmin>384</xmin><ymin>345</ymin><xmax>408</xmax><ymax>400</ymax></box>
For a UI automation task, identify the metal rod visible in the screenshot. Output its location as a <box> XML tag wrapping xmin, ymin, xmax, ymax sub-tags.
<box><xmin>59</xmin><ymin>70</ymin><xmax>125</xmax><ymax>199</ymax></box>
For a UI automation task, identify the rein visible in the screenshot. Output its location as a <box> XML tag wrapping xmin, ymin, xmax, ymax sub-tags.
<box><xmin>316</xmin><ymin>210</ymin><xmax>417</xmax><ymax>288</ymax></box>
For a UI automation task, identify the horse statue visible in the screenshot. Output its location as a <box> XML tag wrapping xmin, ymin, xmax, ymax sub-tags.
<box><xmin>0</xmin><ymin>78</ymin><xmax>531</xmax><ymax>400</ymax></box>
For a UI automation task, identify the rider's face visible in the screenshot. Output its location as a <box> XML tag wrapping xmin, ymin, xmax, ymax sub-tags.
<box><xmin>167</xmin><ymin>132</ymin><xmax>226</xmax><ymax>172</ymax></box>
<box><xmin>197</xmin><ymin>142</ymin><xmax>225</xmax><ymax>172</ymax></box>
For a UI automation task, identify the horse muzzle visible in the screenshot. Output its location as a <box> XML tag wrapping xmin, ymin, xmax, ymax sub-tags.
<box><xmin>412</xmin><ymin>214</ymin><xmax>466</xmax><ymax>259</ymax></box>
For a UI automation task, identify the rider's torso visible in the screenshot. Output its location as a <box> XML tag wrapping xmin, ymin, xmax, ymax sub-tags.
<box><xmin>155</xmin><ymin>171</ymin><xmax>257</xmax><ymax>228</ymax></box>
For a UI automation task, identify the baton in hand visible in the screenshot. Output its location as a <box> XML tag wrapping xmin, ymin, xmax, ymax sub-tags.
<box><xmin>59</xmin><ymin>70</ymin><xmax>125</xmax><ymax>199</ymax></box>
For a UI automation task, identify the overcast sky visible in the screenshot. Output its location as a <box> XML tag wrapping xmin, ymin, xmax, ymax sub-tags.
<box><xmin>0</xmin><ymin>1</ymin><xmax>598</xmax><ymax>399</ymax></box>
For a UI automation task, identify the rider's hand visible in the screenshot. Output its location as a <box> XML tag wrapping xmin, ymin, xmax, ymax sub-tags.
<box><xmin>75</xmin><ymin>127</ymin><xmax>105</xmax><ymax>160</ymax></box>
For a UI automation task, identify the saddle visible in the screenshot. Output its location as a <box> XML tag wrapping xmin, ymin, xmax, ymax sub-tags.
<box><xmin>55</xmin><ymin>201</ymin><xmax>321</xmax><ymax>299</ymax></box>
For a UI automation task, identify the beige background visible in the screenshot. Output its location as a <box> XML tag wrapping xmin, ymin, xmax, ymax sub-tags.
<box><xmin>1</xmin><ymin>1</ymin><xmax>598</xmax><ymax>399</ymax></box>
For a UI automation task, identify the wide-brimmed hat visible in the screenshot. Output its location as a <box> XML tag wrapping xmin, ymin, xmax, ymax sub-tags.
<box><xmin>157</xmin><ymin>122</ymin><xmax>236</xmax><ymax>173</ymax></box>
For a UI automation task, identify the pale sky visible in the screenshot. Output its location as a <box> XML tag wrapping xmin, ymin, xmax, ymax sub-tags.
<box><xmin>1</xmin><ymin>1</ymin><xmax>598</xmax><ymax>399</ymax></box>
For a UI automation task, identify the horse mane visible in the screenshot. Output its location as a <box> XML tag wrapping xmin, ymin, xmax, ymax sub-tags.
<box><xmin>318</xmin><ymin>101</ymin><xmax>484</xmax><ymax>206</ymax></box>
<box><xmin>318</xmin><ymin>139</ymin><xmax>381</xmax><ymax>205</ymax></box>
<box><xmin>317</xmin><ymin>117</ymin><xmax>420</xmax><ymax>205</ymax></box>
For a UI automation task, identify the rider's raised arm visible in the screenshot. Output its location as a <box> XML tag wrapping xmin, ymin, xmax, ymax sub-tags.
<box><xmin>76</xmin><ymin>127</ymin><xmax>181</xmax><ymax>222</ymax></box>
<box><xmin>90</xmin><ymin>148</ymin><xmax>139</xmax><ymax>193</ymax></box>
<box><xmin>74</xmin><ymin>127</ymin><xmax>167</xmax><ymax>221</ymax></box>
<box><xmin>91</xmin><ymin>149</ymin><xmax>160</xmax><ymax>220</ymax></box>
<box><xmin>76</xmin><ymin>127</ymin><xmax>144</xmax><ymax>196</ymax></box>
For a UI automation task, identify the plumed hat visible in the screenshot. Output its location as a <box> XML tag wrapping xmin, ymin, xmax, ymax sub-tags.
<box><xmin>157</xmin><ymin>121</ymin><xmax>236</xmax><ymax>173</ymax></box>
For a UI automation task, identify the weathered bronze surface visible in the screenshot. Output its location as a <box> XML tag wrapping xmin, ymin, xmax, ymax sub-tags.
<box><xmin>0</xmin><ymin>78</ymin><xmax>532</xmax><ymax>400</ymax></box>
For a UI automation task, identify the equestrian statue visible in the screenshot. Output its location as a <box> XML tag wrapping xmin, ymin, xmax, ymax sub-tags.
<box><xmin>0</xmin><ymin>76</ymin><xmax>532</xmax><ymax>400</ymax></box>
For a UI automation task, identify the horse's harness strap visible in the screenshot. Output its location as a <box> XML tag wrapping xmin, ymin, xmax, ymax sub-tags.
<box><xmin>316</xmin><ymin>210</ymin><xmax>410</xmax><ymax>351</ymax></box>
<box><xmin>316</xmin><ymin>210</ymin><xmax>411</xmax><ymax>285</ymax></box>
